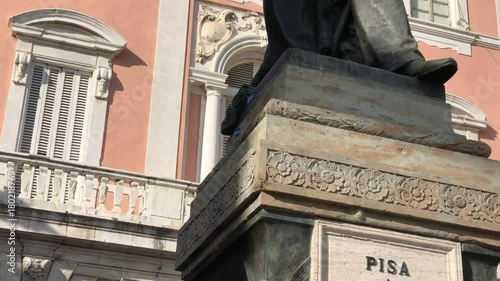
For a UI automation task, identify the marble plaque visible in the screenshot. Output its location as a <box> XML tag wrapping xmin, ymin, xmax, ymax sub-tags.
<box><xmin>311</xmin><ymin>221</ymin><xmax>463</xmax><ymax>281</ymax></box>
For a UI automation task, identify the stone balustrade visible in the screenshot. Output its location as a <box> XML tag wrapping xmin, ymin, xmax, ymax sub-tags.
<box><xmin>0</xmin><ymin>151</ymin><xmax>197</xmax><ymax>229</ymax></box>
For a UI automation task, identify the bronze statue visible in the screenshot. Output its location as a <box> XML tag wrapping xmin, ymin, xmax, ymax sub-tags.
<box><xmin>221</xmin><ymin>0</ymin><xmax>458</xmax><ymax>135</ymax></box>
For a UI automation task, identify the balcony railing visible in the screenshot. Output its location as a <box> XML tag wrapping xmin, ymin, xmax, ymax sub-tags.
<box><xmin>0</xmin><ymin>151</ymin><xmax>197</xmax><ymax>229</ymax></box>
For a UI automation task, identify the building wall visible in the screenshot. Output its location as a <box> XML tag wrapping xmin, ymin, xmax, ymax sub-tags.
<box><xmin>181</xmin><ymin>0</ymin><xmax>500</xmax><ymax>182</ymax></box>
<box><xmin>0</xmin><ymin>0</ymin><xmax>160</xmax><ymax>174</ymax></box>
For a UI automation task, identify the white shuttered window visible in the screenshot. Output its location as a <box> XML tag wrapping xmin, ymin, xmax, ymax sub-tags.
<box><xmin>411</xmin><ymin>0</ymin><xmax>450</xmax><ymax>25</ymax></box>
<box><xmin>19</xmin><ymin>64</ymin><xmax>90</xmax><ymax>162</ymax></box>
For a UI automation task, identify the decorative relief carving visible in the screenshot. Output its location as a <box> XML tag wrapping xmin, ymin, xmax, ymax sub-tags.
<box><xmin>178</xmin><ymin>151</ymin><xmax>256</xmax><ymax>258</ymax></box>
<box><xmin>195</xmin><ymin>5</ymin><xmax>265</xmax><ymax>63</ymax></box>
<box><xmin>267</xmin><ymin>100</ymin><xmax>491</xmax><ymax>157</ymax></box>
<box><xmin>96</xmin><ymin>67</ymin><xmax>112</xmax><ymax>100</ymax></box>
<box><xmin>13</xmin><ymin>51</ymin><xmax>32</xmax><ymax>85</ymax></box>
<box><xmin>266</xmin><ymin>151</ymin><xmax>500</xmax><ymax>224</ymax></box>
<box><xmin>22</xmin><ymin>257</ymin><xmax>52</xmax><ymax>281</ymax></box>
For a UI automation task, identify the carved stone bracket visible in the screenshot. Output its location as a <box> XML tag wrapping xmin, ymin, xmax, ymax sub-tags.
<box><xmin>13</xmin><ymin>51</ymin><xmax>32</xmax><ymax>85</ymax></box>
<box><xmin>22</xmin><ymin>256</ymin><xmax>52</xmax><ymax>281</ymax></box>
<box><xmin>96</xmin><ymin>67</ymin><xmax>112</xmax><ymax>100</ymax></box>
<box><xmin>195</xmin><ymin>5</ymin><xmax>265</xmax><ymax>63</ymax></box>
<box><xmin>266</xmin><ymin>150</ymin><xmax>500</xmax><ymax>225</ymax></box>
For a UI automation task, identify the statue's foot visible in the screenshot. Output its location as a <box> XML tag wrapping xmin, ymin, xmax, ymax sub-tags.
<box><xmin>398</xmin><ymin>58</ymin><xmax>458</xmax><ymax>84</ymax></box>
<box><xmin>221</xmin><ymin>85</ymin><xmax>255</xmax><ymax>136</ymax></box>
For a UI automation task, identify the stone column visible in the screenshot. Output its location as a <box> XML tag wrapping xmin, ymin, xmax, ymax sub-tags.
<box><xmin>200</xmin><ymin>85</ymin><xmax>224</xmax><ymax>180</ymax></box>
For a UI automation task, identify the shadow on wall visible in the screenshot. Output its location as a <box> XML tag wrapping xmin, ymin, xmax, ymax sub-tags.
<box><xmin>98</xmin><ymin>47</ymin><xmax>150</xmax><ymax>166</ymax></box>
<box><xmin>108</xmin><ymin>47</ymin><xmax>149</xmax><ymax>101</ymax></box>
<box><xmin>481</xmin><ymin>125</ymin><xmax>498</xmax><ymax>141</ymax></box>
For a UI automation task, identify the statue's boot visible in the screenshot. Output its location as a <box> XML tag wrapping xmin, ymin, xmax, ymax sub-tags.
<box><xmin>350</xmin><ymin>0</ymin><xmax>457</xmax><ymax>84</ymax></box>
<box><xmin>396</xmin><ymin>57</ymin><xmax>458</xmax><ymax>84</ymax></box>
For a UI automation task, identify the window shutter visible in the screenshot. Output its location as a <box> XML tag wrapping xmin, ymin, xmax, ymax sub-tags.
<box><xmin>431</xmin><ymin>0</ymin><xmax>450</xmax><ymax>25</ymax></box>
<box><xmin>19</xmin><ymin>63</ymin><xmax>90</xmax><ymax>163</ymax></box>
<box><xmin>226</xmin><ymin>63</ymin><xmax>254</xmax><ymax>88</ymax></box>
<box><xmin>411</xmin><ymin>0</ymin><xmax>449</xmax><ymax>25</ymax></box>
<box><xmin>19</xmin><ymin>65</ymin><xmax>44</xmax><ymax>153</ymax></box>
<box><xmin>53</xmin><ymin>71</ymin><xmax>75</xmax><ymax>160</ymax></box>
<box><xmin>69</xmin><ymin>74</ymin><xmax>90</xmax><ymax>162</ymax></box>
<box><xmin>37</xmin><ymin>67</ymin><xmax>60</xmax><ymax>157</ymax></box>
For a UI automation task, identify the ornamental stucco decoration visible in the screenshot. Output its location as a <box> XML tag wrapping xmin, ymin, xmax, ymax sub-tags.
<box><xmin>13</xmin><ymin>51</ymin><xmax>32</xmax><ymax>85</ymax></box>
<box><xmin>96</xmin><ymin>67</ymin><xmax>112</xmax><ymax>100</ymax></box>
<box><xmin>266</xmin><ymin>151</ymin><xmax>500</xmax><ymax>224</ymax></box>
<box><xmin>22</xmin><ymin>257</ymin><xmax>52</xmax><ymax>281</ymax></box>
<box><xmin>195</xmin><ymin>5</ymin><xmax>265</xmax><ymax>63</ymax></box>
<box><xmin>178</xmin><ymin>151</ymin><xmax>256</xmax><ymax>258</ymax></box>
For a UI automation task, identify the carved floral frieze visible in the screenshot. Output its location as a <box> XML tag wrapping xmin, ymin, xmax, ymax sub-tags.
<box><xmin>266</xmin><ymin>151</ymin><xmax>500</xmax><ymax>224</ymax></box>
<box><xmin>178</xmin><ymin>151</ymin><xmax>256</xmax><ymax>258</ymax></box>
<box><xmin>195</xmin><ymin>5</ymin><xmax>265</xmax><ymax>63</ymax></box>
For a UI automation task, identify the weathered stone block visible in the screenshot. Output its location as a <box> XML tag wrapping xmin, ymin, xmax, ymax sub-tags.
<box><xmin>176</xmin><ymin>50</ymin><xmax>500</xmax><ymax>281</ymax></box>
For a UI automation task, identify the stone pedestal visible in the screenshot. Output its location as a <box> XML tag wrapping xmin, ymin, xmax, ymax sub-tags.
<box><xmin>176</xmin><ymin>50</ymin><xmax>500</xmax><ymax>281</ymax></box>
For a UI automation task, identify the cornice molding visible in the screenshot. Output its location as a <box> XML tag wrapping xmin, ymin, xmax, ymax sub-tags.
<box><xmin>189</xmin><ymin>67</ymin><xmax>228</xmax><ymax>89</ymax></box>
<box><xmin>9</xmin><ymin>9</ymin><xmax>127</xmax><ymax>55</ymax></box>
<box><xmin>409</xmin><ymin>17</ymin><xmax>500</xmax><ymax>55</ymax></box>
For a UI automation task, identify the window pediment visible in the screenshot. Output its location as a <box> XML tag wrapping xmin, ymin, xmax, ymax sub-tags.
<box><xmin>10</xmin><ymin>9</ymin><xmax>127</xmax><ymax>55</ymax></box>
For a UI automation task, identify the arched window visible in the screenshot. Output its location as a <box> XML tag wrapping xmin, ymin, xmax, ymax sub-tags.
<box><xmin>446</xmin><ymin>94</ymin><xmax>487</xmax><ymax>141</ymax></box>
<box><xmin>1</xmin><ymin>9</ymin><xmax>126</xmax><ymax>166</ymax></box>
<box><xmin>221</xmin><ymin>61</ymin><xmax>262</xmax><ymax>156</ymax></box>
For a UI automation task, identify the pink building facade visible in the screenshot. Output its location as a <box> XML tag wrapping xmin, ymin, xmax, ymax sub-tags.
<box><xmin>0</xmin><ymin>0</ymin><xmax>499</xmax><ymax>280</ymax></box>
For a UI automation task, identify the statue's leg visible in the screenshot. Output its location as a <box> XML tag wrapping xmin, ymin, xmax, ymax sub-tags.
<box><xmin>223</xmin><ymin>0</ymin><xmax>319</xmax><ymax>135</ymax></box>
<box><xmin>350</xmin><ymin>0</ymin><xmax>457</xmax><ymax>84</ymax></box>
<box><xmin>251</xmin><ymin>0</ymin><xmax>319</xmax><ymax>87</ymax></box>
<box><xmin>350</xmin><ymin>0</ymin><xmax>423</xmax><ymax>71</ymax></box>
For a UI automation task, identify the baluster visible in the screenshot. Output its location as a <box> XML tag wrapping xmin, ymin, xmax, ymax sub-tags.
<box><xmin>129</xmin><ymin>182</ymin><xmax>140</xmax><ymax>215</ymax></box>
<box><xmin>51</xmin><ymin>169</ymin><xmax>63</xmax><ymax>202</ymax></box>
<box><xmin>184</xmin><ymin>191</ymin><xmax>196</xmax><ymax>222</ymax></box>
<box><xmin>83</xmin><ymin>175</ymin><xmax>94</xmax><ymax>202</ymax></box>
<box><xmin>20</xmin><ymin>164</ymin><xmax>32</xmax><ymax>199</ymax></box>
<box><xmin>112</xmin><ymin>180</ymin><xmax>124</xmax><ymax>213</ymax></box>
<box><xmin>67</xmin><ymin>172</ymin><xmax>79</xmax><ymax>204</ymax></box>
<box><xmin>97</xmin><ymin>177</ymin><xmax>109</xmax><ymax>211</ymax></box>
<box><xmin>140</xmin><ymin>185</ymin><xmax>151</xmax><ymax>216</ymax></box>
<box><xmin>37</xmin><ymin>167</ymin><xmax>48</xmax><ymax>200</ymax></box>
